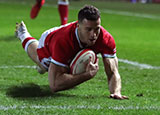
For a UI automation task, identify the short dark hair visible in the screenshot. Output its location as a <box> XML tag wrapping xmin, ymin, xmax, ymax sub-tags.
<box><xmin>78</xmin><ymin>5</ymin><xmax>100</xmax><ymax>23</ymax></box>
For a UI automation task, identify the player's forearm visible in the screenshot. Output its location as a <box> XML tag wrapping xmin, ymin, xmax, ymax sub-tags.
<box><xmin>108</xmin><ymin>71</ymin><xmax>121</xmax><ymax>96</ymax></box>
<box><xmin>103</xmin><ymin>57</ymin><xmax>121</xmax><ymax>95</ymax></box>
<box><xmin>49</xmin><ymin>72</ymin><xmax>93</xmax><ymax>93</ymax></box>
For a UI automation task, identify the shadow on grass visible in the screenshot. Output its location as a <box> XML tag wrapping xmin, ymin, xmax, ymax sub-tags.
<box><xmin>6</xmin><ymin>83</ymin><xmax>52</xmax><ymax>98</ymax></box>
<box><xmin>6</xmin><ymin>83</ymin><xmax>108</xmax><ymax>100</ymax></box>
<box><xmin>6</xmin><ymin>83</ymin><xmax>77</xmax><ymax>99</ymax></box>
<box><xmin>0</xmin><ymin>35</ymin><xmax>17</xmax><ymax>42</ymax></box>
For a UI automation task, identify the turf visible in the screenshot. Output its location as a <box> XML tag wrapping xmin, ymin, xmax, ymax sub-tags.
<box><xmin>0</xmin><ymin>0</ymin><xmax>160</xmax><ymax>114</ymax></box>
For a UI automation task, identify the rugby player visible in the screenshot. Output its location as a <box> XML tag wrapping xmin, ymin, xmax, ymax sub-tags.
<box><xmin>16</xmin><ymin>5</ymin><xmax>128</xmax><ymax>99</ymax></box>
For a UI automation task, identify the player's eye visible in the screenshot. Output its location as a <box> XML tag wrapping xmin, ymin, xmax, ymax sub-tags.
<box><xmin>86</xmin><ymin>28</ymin><xmax>92</xmax><ymax>31</ymax></box>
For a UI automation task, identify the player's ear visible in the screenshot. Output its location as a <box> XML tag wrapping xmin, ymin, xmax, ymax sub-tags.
<box><xmin>77</xmin><ymin>22</ymin><xmax>80</xmax><ymax>28</ymax></box>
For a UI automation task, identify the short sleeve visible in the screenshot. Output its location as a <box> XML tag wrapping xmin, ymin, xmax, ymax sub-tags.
<box><xmin>98</xmin><ymin>28</ymin><xmax>116</xmax><ymax>58</ymax></box>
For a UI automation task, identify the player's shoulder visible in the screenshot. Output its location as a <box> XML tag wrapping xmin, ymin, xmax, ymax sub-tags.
<box><xmin>55</xmin><ymin>21</ymin><xmax>77</xmax><ymax>35</ymax></box>
<box><xmin>100</xmin><ymin>26</ymin><xmax>113</xmax><ymax>37</ymax></box>
<box><xmin>99</xmin><ymin>26</ymin><xmax>114</xmax><ymax>42</ymax></box>
<box><xmin>47</xmin><ymin>21</ymin><xmax>77</xmax><ymax>34</ymax></box>
<box><xmin>61</xmin><ymin>21</ymin><xmax>77</xmax><ymax>30</ymax></box>
<box><xmin>51</xmin><ymin>21</ymin><xmax>77</xmax><ymax>45</ymax></box>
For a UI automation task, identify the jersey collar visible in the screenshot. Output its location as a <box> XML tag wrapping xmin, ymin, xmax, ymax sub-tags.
<box><xmin>75</xmin><ymin>27</ymin><xmax>83</xmax><ymax>49</ymax></box>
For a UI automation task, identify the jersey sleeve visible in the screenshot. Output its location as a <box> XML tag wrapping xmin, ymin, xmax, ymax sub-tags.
<box><xmin>100</xmin><ymin>29</ymin><xmax>117</xmax><ymax>58</ymax></box>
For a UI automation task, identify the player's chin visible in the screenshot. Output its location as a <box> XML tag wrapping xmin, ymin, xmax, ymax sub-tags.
<box><xmin>88</xmin><ymin>40</ymin><xmax>96</xmax><ymax>46</ymax></box>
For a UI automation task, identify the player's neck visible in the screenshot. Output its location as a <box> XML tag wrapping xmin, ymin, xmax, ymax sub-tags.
<box><xmin>77</xmin><ymin>29</ymin><xmax>88</xmax><ymax>48</ymax></box>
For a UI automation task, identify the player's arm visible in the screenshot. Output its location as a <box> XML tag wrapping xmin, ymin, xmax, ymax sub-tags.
<box><xmin>48</xmin><ymin>59</ymin><xmax>99</xmax><ymax>93</ymax></box>
<box><xmin>103</xmin><ymin>57</ymin><xmax>128</xmax><ymax>99</ymax></box>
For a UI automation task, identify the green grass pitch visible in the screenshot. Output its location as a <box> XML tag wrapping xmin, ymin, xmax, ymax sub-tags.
<box><xmin>0</xmin><ymin>0</ymin><xmax>160</xmax><ymax>114</ymax></box>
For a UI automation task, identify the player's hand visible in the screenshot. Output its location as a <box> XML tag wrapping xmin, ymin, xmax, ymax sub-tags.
<box><xmin>110</xmin><ymin>94</ymin><xmax>129</xmax><ymax>100</ymax></box>
<box><xmin>86</xmin><ymin>57</ymin><xmax>99</xmax><ymax>77</ymax></box>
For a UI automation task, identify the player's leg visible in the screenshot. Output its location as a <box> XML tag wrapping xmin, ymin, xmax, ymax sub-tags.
<box><xmin>15</xmin><ymin>21</ymin><xmax>46</xmax><ymax>74</ymax></box>
<box><xmin>58</xmin><ymin>0</ymin><xmax>69</xmax><ymax>25</ymax></box>
<box><xmin>30</xmin><ymin>0</ymin><xmax>45</xmax><ymax>19</ymax></box>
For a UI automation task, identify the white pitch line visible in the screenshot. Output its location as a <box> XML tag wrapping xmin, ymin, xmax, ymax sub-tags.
<box><xmin>98</xmin><ymin>54</ymin><xmax>160</xmax><ymax>70</ymax></box>
<box><xmin>0</xmin><ymin>65</ymin><xmax>36</xmax><ymax>69</ymax></box>
<box><xmin>0</xmin><ymin>105</ymin><xmax>159</xmax><ymax>111</ymax></box>
<box><xmin>101</xmin><ymin>9</ymin><xmax>160</xmax><ymax>20</ymax></box>
<box><xmin>59</xmin><ymin>5</ymin><xmax>160</xmax><ymax>20</ymax></box>
<box><xmin>41</xmin><ymin>3</ymin><xmax>160</xmax><ymax>20</ymax></box>
<box><xmin>0</xmin><ymin>0</ymin><xmax>159</xmax><ymax>20</ymax></box>
<box><xmin>0</xmin><ymin>59</ymin><xmax>160</xmax><ymax>70</ymax></box>
<box><xmin>108</xmin><ymin>105</ymin><xmax>160</xmax><ymax>110</ymax></box>
<box><xmin>45</xmin><ymin>3</ymin><xmax>160</xmax><ymax>20</ymax></box>
<box><xmin>119</xmin><ymin>59</ymin><xmax>160</xmax><ymax>69</ymax></box>
<box><xmin>0</xmin><ymin>105</ymin><xmax>101</xmax><ymax>111</ymax></box>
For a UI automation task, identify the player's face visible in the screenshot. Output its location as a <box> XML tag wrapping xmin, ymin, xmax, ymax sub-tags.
<box><xmin>77</xmin><ymin>18</ymin><xmax>101</xmax><ymax>47</ymax></box>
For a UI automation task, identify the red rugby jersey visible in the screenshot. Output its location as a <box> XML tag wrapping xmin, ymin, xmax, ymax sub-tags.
<box><xmin>37</xmin><ymin>21</ymin><xmax>116</xmax><ymax>68</ymax></box>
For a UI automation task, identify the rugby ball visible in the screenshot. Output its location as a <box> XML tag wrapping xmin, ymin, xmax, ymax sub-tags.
<box><xmin>70</xmin><ymin>49</ymin><xmax>96</xmax><ymax>75</ymax></box>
